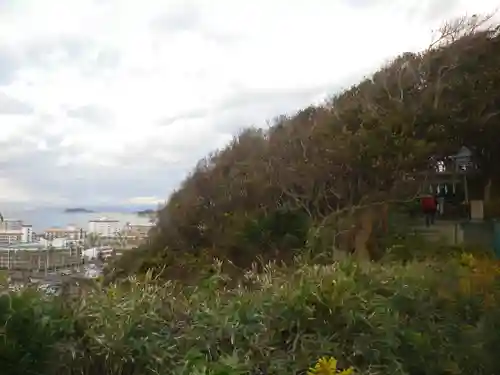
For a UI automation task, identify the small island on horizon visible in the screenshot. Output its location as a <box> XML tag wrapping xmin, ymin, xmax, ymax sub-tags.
<box><xmin>64</xmin><ymin>207</ymin><xmax>95</xmax><ymax>213</ymax></box>
<box><xmin>136</xmin><ymin>209</ymin><xmax>156</xmax><ymax>217</ymax></box>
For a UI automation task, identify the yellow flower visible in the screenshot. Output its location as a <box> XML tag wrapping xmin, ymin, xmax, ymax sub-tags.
<box><xmin>307</xmin><ymin>357</ymin><xmax>354</xmax><ymax>375</ymax></box>
<box><xmin>459</xmin><ymin>253</ymin><xmax>476</xmax><ymax>268</ymax></box>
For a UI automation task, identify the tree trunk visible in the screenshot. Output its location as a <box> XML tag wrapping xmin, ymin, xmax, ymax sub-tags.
<box><xmin>332</xmin><ymin>247</ymin><xmax>348</xmax><ymax>261</ymax></box>
<box><xmin>381</xmin><ymin>202</ymin><xmax>389</xmax><ymax>233</ymax></box>
<box><xmin>353</xmin><ymin>208</ymin><xmax>374</xmax><ymax>262</ymax></box>
<box><xmin>337</xmin><ymin>228</ymin><xmax>353</xmax><ymax>254</ymax></box>
<box><xmin>484</xmin><ymin>178</ymin><xmax>492</xmax><ymax>202</ymax></box>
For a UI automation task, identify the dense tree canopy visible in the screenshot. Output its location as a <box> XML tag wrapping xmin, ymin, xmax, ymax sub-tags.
<box><xmin>110</xmin><ymin>16</ymin><xmax>500</xmax><ymax>279</ymax></box>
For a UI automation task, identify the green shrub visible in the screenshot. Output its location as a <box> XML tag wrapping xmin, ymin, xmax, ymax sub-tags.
<box><xmin>2</xmin><ymin>257</ymin><xmax>500</xmax><ymax>375</ymax></box>
<box><xmin>0</xmin><ymin>288</ymin><xmax>70</xmax><ymax>375</ymax></box>
<box><xmin>238</xmin><ymin>208</ymin><xmax>310</xmax><ymax>254</ymax></box>
<box><xmin>484</xmin><ymin>199</ymin><xmax>500</xmax><ymax>219</ymax></box>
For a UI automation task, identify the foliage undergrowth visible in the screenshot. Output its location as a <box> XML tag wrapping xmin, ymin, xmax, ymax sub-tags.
<box><xmin>2</xmin><ymin>252</ymin><xmax>500</xmax><ymax>375</ymax></box>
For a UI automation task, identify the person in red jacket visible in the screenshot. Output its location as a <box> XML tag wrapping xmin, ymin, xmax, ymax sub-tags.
<box><xmin>420</xmin><ymin>194</ymin><xmax>438</xmax><ymax>227</ymax></box>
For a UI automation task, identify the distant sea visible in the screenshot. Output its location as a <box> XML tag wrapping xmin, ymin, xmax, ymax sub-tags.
<box><xmin>0</xmin><ymin>206</ymin><xmax>155</xmax><ymax>232</ymax></box>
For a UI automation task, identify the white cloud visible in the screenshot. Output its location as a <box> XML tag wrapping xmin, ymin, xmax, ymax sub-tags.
<box><xmin>125</xmin><ymin>196</ymin><xmax>165</xmax><ymax>206</ymax></box>
<box><xmin>0</xmin><ymin>0</ymin><xmax>497</xmax><ymax>205</ymax></box>
<box><xmin>0</xmin><ymin>177</ymin><xmax>31</xmax><ymax>202</ymax></box>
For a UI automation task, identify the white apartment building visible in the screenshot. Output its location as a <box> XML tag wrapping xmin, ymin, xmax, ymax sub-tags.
<box><xmin>123</xmin><ymin>222</ymin><xmax>154</xmax><ymax>238</ymax></box>
<box><xmin>82</xmin><ymin>246</ymin><xmax>114</xmax><ymax>261</ymax></box>
<box><xmin>44</xmin><ymin>224</ymin><xmax>85</xmax><ymax>241</ymax></box>
<box><xmin>0</xmin><ymin>220</ymin><xmax>33</xmax><ymax>246</ymax></box>
<box><xmin>88</xmin><ymin>217</ymin><xmax>121</xmax><ymax>238</ymax></box>
<box><xmin>0</xmin><ymin>231</ymin><xmax>21</xmax><ymax>246</ymax></box>
<box><xmin>21</xmin><ymin>225</ymin><xmax>33</xmax><ymax>243</ymax></box>
<box><xmin>0</xmin><ymin>219</ymin><xmax>23</xmax><ymax>232</ymax></box>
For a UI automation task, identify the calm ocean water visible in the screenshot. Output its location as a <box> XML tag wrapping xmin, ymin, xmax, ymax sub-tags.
<box><xmin>0</xmin><ymin>207</ymin><xmax>153</xmax><ymax>232</ymax></box>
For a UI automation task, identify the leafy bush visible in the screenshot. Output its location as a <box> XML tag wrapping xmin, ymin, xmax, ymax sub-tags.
<box><xmin>2</xmin><ymin>257</ymin><xmax>500</xmax><ymax>375</ymax></box>
<box><xmin>0</xmin><ymin>288</ymin><xmax>70</xmax><ymax>375</ymax></box>
<box><xmin>484</xmin><ymin>198</ymin><xmax>500</xmax><ymax>219</ymax></box>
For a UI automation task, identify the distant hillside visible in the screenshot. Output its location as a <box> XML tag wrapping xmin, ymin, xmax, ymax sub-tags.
<box><xmin>59</xmin><ymin>204</ymin><xmax>162</xmax><ymax>214</ymax></box>
<box><xmin>64</xmin><ymin>208</ymin><xmax>94</xmax><ymax>213</ymax></box>
<box><xmin>136</xmin><ymin>209</ymin><xmax>156</xmax><ymax>217</ymax></box>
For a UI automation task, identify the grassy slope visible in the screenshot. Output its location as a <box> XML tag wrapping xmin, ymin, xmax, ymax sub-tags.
<box><xmin>1</xmin><ymin>254</ymin><xmax>500</xmax><ymax>375</ymax></box>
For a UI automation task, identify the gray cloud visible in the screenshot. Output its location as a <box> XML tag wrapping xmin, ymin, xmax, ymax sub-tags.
<box><xmin>341</xmin><ymin>0</ymin><xmax>384</xmax><ymax>7</ymax></box>
<box><xmin>420</xmin><ymin>0</ymin><xmax>461</xmax><ymax>22</ymax></box>
<box><xmin>151</xmin><ymin>4</ymin><xmax>241</xmax><ymax>45</ymax></box>
<box><xmin>0</xmin><ymin>36</ymin><xmax>121</xmax><ymax>83</ymax></box>
<box><xmin>158</xmin><ymin>83</ymin><xmax>342</xmax><ymax>129</ymax></box>
<box><xmin>209</xmin><ymin>90</ymin><xmax>326</xmax><ymax>133</ymax></box>
<box><xmin>340</xmin><ymin>0</ymin><xmax>462</xmax><ymax>24</ymax></box>
<box><xmin>0</xmin><ymin>92</ymin><xmax>34</xmax><ymax>114</ymax></box>
<box><xmin>0</xmin><ymin>134</ymin><xmax>170</xmax><ymax>204</ymax></box>
<box><xmin>150</xmin><ymin>3</ymin><xmax>201</xmax><ymax>33</ymax></box>
<box><xmin>0</xmin><ymin>47</ymin><xmax>20</xmax><ymax>84</ymax></box>
<box><xmin>21</xmin><ymin>37</ymin><xmax>90</xmax><ymax>68</ymax></box>
<box><xmin>158</xmin><ymin>107</ymin><xmax>209</xmax><ymax>126</ymax></box>
<box><xmin>0</xmin><ymin>0</ymin><xmax>17</xmax><ymax>14</ymax></box>
<box><xmin>221</xmin><ymin>85</ymin><xmax>334</xmax><ymax>111</ymax></box>
<box><xmin>0</xmin><ymin>35</ymin><xmax>121</xmax><ymax>86</ymax></box>
<box><xmin>95</xmin><ymin>49</ymin><xmax>121</xmax><ymax>69</ymax></box>
<box><xmin>0</xmin><ymin>111</ymin><xmax>190</xmax><ymax>206</ymax></box>
<box><xmin>22</xmin><ymin>36</ymin><xmax>121</xmax><ymax>71</ymax></box>
<box><xmin>66</xmin><ymin>104</ymin><xmax>113</xmax><ymax>125</ymax></box>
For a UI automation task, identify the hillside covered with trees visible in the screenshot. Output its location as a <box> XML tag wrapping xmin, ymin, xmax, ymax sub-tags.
<box><xmin>110</xmin><ymin>16</ymin><xmax>500</xmax><ymax>280</ymax></box>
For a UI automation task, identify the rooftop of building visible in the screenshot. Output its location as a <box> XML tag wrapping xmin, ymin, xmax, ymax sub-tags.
<box><xmin>0</xmin><ymin>242</ymin><xmax>46</xmax><ymax>251</ymax></box>
<box><xmin>0</xmin><ymin>229</ymin><xmax>23</xmax><ymax>234</ymax></box>
<box><xmin>89</xmin><ymin>217</ymin><xmax>120</xmax><ymax>223</ymax></box>
<box><xmin>44</xmin><ymin>227</ymin><xmax>82</xmax><ymax>232</ymax></box>
<box><xmin>126</xmin><ymin>222</ymin><xmax>154</xmax><ymax>227</ymax></box>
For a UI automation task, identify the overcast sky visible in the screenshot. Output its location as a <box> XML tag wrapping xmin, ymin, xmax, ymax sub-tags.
<box><xmin>0</xmin><ymin>0</ymin><xmax>497</xmax><ymax>208</ymax></box>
